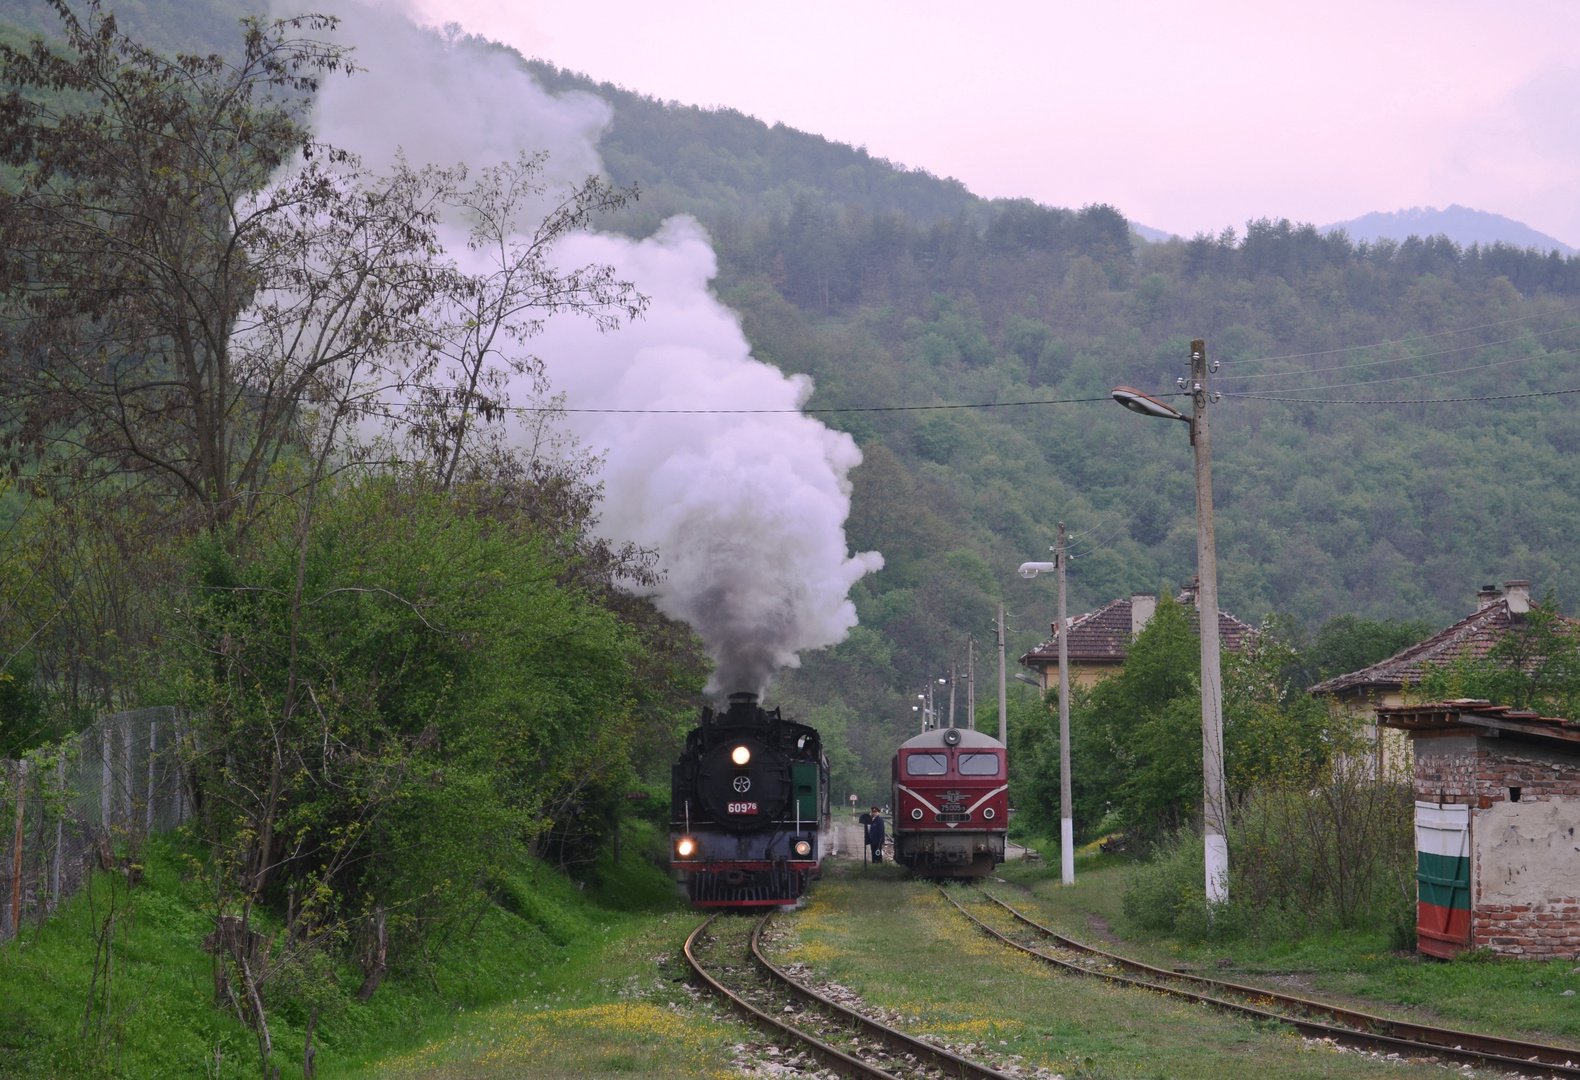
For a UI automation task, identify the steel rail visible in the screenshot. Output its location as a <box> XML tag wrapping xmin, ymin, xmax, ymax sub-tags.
<box><xmin>938</xmin><ymin>886</ymin><xmax>1580</xmax><ymax>1077</ymax></box>
<box><xmin>749</xmin><ymin>912</ymin><xmax>1019</xmax><ymax>1080</ymax></box>
<box><xmin>685</xmin><ymin>913</ymin><xmax>901</xmax><ymax>1080</ymax></box>
<box><xmin>978</xmin><ymin>888</ymin><xmax>1580</xmax><ymax>1066</ymax></box>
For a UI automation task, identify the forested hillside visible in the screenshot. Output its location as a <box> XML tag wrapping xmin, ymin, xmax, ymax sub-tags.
<box><xmin>510</xmin><ymin>62</ymin><xmax>1580</xmax><ymax>796</ymax></box>
<box><xmin>7</xmin><ymin>1</ymin><xmax>1580</xmax><ymax>804</ymax></box>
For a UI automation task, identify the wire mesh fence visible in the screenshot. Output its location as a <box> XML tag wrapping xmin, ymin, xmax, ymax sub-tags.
<box><xmin>0</xmin><ymin>706</ymin><xmax>190</xmax><ymax>941</ymax></box>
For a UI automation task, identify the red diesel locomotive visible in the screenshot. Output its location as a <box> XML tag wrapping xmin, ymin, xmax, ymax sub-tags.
<box><xmin>890</xmin><ymin>726</ymin><xmax>1008</xmax><ymax>877</ymax></box>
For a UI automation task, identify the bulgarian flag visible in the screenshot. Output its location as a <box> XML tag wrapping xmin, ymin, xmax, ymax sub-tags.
<box><xmin>1415</xmin><ymin>801</ymin><xmax>1471</xmax><ymax>958</ymax></box>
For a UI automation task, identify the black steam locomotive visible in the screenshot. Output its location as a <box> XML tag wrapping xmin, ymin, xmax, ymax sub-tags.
<box><xmin>670</xmin><ymin>692</ymin><xmax>830</xmax><ymax>907</ymax></box>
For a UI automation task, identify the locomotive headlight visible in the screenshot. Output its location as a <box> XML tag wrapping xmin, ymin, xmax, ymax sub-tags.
<box><xmin>794</xmin><ymin>840</ymin><xmax>812</xmax><ymax>856</ymax></box>
<box><xmin>911</xmin><ymin>807</ymin><xmax>924</xmax><ymax>820</ymax></box>
<box><xmin>731</xmin><ymin>745</ymin><xmax>751</xmax><ymax>766</ymax></box>
<box><xmin>677</xmin><ymin>838</ymin><xmax>695</xmax><ymax>857</ymax></box>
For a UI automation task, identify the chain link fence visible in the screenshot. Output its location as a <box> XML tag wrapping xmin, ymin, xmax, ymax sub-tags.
<box><xmin>0</xmin><ymin>707</ymin><xmax>190</xmax><ymax>941</ymax></box>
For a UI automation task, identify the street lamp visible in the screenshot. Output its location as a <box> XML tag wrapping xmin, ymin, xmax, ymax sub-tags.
<box><xmin>1020</xmin><ymin>524</ymin><xmax>1074</xmax><ymax>887</ymax></box>
<box><xmin>1110</xmin><ymin>339</ymin><xmax>1228</xmax><ymax>906</ymax></box>
<box><xmin>1111</xmin><ymin>386</ymin><xmax>1190</xmax><ymax>423</ymax></box>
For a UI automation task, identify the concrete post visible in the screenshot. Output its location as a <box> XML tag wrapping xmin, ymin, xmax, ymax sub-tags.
<box><xmin>997</xmin><ymin>603</ymin><xmax>1007</xmax><ymax>746</ymax></box>
<box><xmin>147</xmin><ymin>718</ymin><xmax>157</xmax><ymax>833</ymax></box>
<box><xmin>967</xmin><ymin>638</ymin><xmax>975</xmax><ymax>731</ymax></box>
<box><xmin>11</xmin><ymin>760</ymin><xmax>25</xmax><ymax>936</ymax></box>
<box><xmin>52</xmin><ymin>752</ymin><xmax>63</xmax><ymax>909</ymax></box>
<box><xmin>1191</xmin><ymin>339</ymin><xmax>1229</xmax><ymax>905</ymax></box>
<box><xmin>1057</xmin><ymin>522</ymin><xmax>1074</xmax><ymax>886</ymax></box>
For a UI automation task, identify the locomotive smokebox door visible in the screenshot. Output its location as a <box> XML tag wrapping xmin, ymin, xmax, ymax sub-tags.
<box><xmin>696</xmin><ymin>736</ymin><xmax>792</xmax><ymax>830</ymax></box>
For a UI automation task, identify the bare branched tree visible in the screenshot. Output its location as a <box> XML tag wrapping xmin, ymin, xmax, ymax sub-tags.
<box><xmin>389</xmin><ymin>152</ymin><xmax>647</xmax><ymax>487</ymax></box>
<box><xmin>0</xmin><ymin>0</ymin><xmax>355</xmax><ymax>523</ymax></box>
<box><xmin>0</xmin><ymin>3</ymin><xmax>648</xmax><ymax>531</ymax></box>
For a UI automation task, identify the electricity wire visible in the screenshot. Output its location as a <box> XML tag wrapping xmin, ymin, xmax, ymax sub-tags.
<box><xmin>1215</xmin><ymin>300</ymin><xmax>1580</xmax><ymax>366</ymax></box>
<box><xmin>1216</xmin><ymin>344</ymin><xmax>1580</xmax><ymax>396</ymax></box>
<box><xmin>368</xmin><ymin>375</ymin><xmax>1580</xmax><ymax>414</ymax></box>
<box><xmin>1064</xmin><ymin>485</ymin><xmax>1150</xmax><ymax>542</ymax></box>
<box><xmin>1214</xmin><ymin>323</ymin><xmax>1579</xmax><ymax>383</ymax></box>
<box><xmin>502</xmin><ymin>394</ymin><xmax>1119</xmax><ymax>414</ymax></box>
<box><xmin>1066</xmin><ymin>510</ymin><xmax>1141</xmax><ymax>560</ymax></box>
<box><xmin>1225</xmin><ymin>384</ymin><xmax>1580</xmax><ymax>406</ymax></box>
<box><xmin>371</xmin><ymin>353</ymin><xmax>1580</xmax><ymax>415</ymax></box>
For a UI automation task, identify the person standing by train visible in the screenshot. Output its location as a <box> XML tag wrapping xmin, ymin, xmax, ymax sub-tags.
<box><xmin>865</xmin><ymin>806</ymin><xmax>885</xmax><ymax>863</ymax></box>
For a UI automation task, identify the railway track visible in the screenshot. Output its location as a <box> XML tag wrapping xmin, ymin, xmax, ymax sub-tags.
<box><xmin>940</xmin><ymin>884</ymin><xmax>1580</xmax><ymax>1078</ymax></box>
<box><xmin>683</xmin><ymin>911</ymin><xmax>1023</xmax><ymax>1080</ymax></box>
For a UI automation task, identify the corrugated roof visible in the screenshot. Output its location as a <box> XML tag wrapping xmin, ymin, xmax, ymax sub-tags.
<box><xmin>1307</xmin><ymin>600</ymin><xmax>1576</xmax><ymax>697</ymax></box>
<box><xmin>1376</xmin><ymin>701</ymin><xmax>1580</xmax><ymax>746</ymax></box>
<box><xmin>1018</xmin><ymin>589</ymin><xmax>1256</xmax><ymax>667</ymax></box>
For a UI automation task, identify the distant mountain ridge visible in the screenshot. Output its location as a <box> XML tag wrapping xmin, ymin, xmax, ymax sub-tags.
<box><xmin>1321</xmin><ymin>205</ymin><xmax>1575</xmax><ymax>255</ymax></box>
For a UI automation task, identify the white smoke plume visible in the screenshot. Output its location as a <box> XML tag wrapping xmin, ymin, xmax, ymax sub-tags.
<box><xmin>305</xmin><ymin>3</ymin><xmax>883</xmax><ymax>694</ymax></box>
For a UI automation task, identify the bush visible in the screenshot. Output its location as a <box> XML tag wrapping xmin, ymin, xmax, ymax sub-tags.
<box><xmin>1122</xmin><ymin>830</ymin><xmax>1207</xmax><ymax>936</ymax></box>
<box><xmin>1232</xmin><ymin>771</ymin><xmax>1414</xmax><ymax>941</ymax></box>
<box><xmin>1123</xmin><ymin>769</ymin><xmax>1416</xmax><ymax>945</ymax></box>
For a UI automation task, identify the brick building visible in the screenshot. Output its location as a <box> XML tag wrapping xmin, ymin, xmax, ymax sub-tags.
<box><xmin>1377</xmin><ymin>701</ymin><xmax>1580</xmax><ymax>959</ymax></box>
<box><xmin>1018</xmin><ymin>583</ymin><xmax>1256</xmax><ymax>692</ymax></box>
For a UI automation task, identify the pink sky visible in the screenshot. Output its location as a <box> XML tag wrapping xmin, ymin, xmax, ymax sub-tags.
<box><xmin>410</xmin><ymin>0</ymin><xmax>1580</xmax><ymax>246</ymax></box>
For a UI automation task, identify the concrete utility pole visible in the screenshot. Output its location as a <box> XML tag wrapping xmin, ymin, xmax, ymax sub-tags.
<box><xmin>1109</xmin><ymin>340</ymin><xmax>1227</xmax><ymax>910</ymax></box>
<box><xmin>1057</xmin><ymin>523</ymin><xmax>1074</xmax><ymax>887</ymax></box>
<box><xmin>996</xmin><ymin>603</ymin><xmax>1008</xmax><ymax>745</ymax></box>
<box><xmin>1190</xmin><ymin>340</ymin><xmax>1229</xmax><ymax>905</ymax></box>
<box><xmin>948</xmin><ymin>665</ymin><xmax>957</xmax><ymax>728</ymax></box>
<box><xmin>967</xmin><ymin>638</ymin><xmax>976</xmax><ymax>731</ymax></box>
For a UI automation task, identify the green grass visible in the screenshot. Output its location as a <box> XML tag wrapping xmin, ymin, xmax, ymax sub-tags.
<box><xmin>348</xmin><ymin>915</ymin><xmax>744</xmax><ymax>1080</ymax></box>
<box><xmin>995</xmin><ymin>856</ymin><xmax>1580</xmax><ymax>1047</ymax></box>
<box><xmin>769</xmin><ymin>860</ymin><xmax>1447</xmax><ymax>1078</ymax></box>
<box><xmin>0</xmin><ymin>832</ymin><xmax>732</xmax><ymax>1079</ymax></box>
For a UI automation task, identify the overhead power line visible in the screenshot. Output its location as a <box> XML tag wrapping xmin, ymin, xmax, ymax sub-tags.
<box><xmin>1225</xmin><ymin>384</ymin><xmax>1580</xmax><ymax>405</ymax></box>
<box><xmin>1216</xmin><ymin>323</ymin><xmax>1579</xmax><ymax>383</ymax></box>
<box><xmin>1222</xmin><ymin>344</ymin><xmax>1580</xmax><ymax>396</ymax></box>
<box><xmin>1217</xmin><ymin>300</ymin><xmax>1580</xmax><ymax>366</ymax></box>
<box><xmin>493</xmin><ymin>394</ymin><xmax>1121</xmax><ymax>415</ymax></box>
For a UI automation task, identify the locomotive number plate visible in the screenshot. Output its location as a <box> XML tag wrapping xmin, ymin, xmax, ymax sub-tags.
<box><xmin>727</xmin><ymin>801</ymin><xmax>759</xmax><ymax>815</ymax></box>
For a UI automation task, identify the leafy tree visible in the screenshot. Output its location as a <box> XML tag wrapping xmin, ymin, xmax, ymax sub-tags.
<box><xmin>0</xmin><ymin>653</ymin><xmax>44</xmax><ymax>757</ymax></box>
<box><xmin>1009</xmin><ymin>594</ymin><xmax>1205</xmax><ymax>840</ymax></box>
<box><xmin>1267</xmin><ymin>613</ymin><xmax>1438</xmax><ymax>693</ymax></box>
<box><xmin>173</xmin><ymin>476</ymin><xmax>640</xmax><ymax>1051</ymax></box>
<box><xmin>1085</xmin><ymin>594</ymin><xmax>1202</xmax><ymax>834</ymax></box>
<box><xmin>1415</xmin><ymin>594</ymin><xmax>1580</xmax><ymax>715</ymax></box>
<box><xmin>1015</xmin><ymin>601</ymin><xmax>1353</xmax><ymax>842</ymax></box>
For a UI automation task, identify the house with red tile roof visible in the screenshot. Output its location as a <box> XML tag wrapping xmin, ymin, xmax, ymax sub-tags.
<box><xmin>1310</xmin><ymin>580</ymin><xmax>1580</xmax><ymax>778</ymax></box>
<box><xmin>1017</xmin><ymin>582</ymin><xmax>1257</xmax><ymax>692</ymax></box>
<box><xmin>1309</xmin><ymin>580</ymin><xmax>1543</xmax><ymax>710</ymax></box>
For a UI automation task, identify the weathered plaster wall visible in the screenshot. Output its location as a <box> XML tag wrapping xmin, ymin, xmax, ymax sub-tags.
<box><xmin>1472</xmin><ymin>800</ymin><xmax>1580</xmax><ymax>957</ymax></box>
<box><xmin>1477</xmin><ymin>801</ymin><xmax>1580</xmax><ymax>907</ymax></box>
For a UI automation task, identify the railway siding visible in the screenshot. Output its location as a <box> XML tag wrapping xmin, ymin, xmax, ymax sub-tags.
<box><xmin>947</xmin><ymin>885</ymin><xmax>1580</xmax><ymax>1078</ymax></box>
<box><xmin>765</xmin><ymin>866</ymin><xmax>1462</xmax><ymax>1079</ymax></box>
